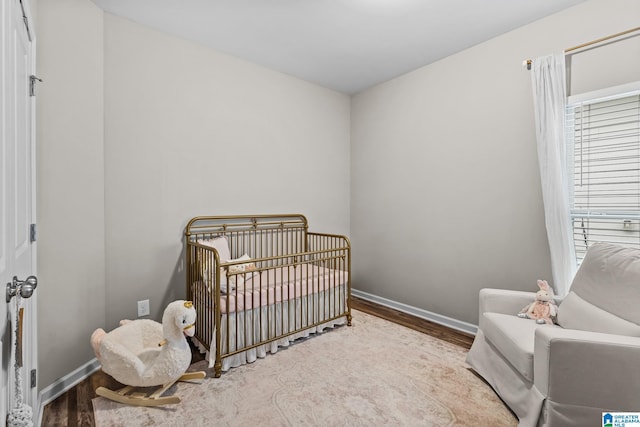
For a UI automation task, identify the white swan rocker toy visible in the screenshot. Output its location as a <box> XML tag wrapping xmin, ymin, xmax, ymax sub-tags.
<box><xmin>90</xmin><ymin>300</ymin><xmax>206</xmax><ymax>406</ymax></box>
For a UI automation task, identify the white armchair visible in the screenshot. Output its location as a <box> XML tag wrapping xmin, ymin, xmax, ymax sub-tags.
<box><xmin>466</xmin><ymin>243</ymin><xmax>640</xmax><ymax>427</ymax></box>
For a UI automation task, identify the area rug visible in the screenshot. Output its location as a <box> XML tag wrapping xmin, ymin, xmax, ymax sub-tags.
<box><xmin>93</xmin><ymin>310</ymin><xmax>517</xmax><ymax>426</ymax></box>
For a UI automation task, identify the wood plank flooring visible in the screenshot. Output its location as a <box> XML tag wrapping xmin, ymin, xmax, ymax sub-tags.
<box><xmin>351</xmin><ymin>296</ymin><xmax>474</xmax><ymax>349</ymax></box>
<box><xmin>40</xmin><ymin>296</ymin><xmax>475</xmax><ymax>426</ymax></box>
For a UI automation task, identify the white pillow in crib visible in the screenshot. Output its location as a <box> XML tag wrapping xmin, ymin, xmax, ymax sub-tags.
<box><xmin>200</xmin><ymin>261</ymin><xmax>229</xmax><ymax>292</ymax></box>
<box><xmin>197</xmin><ymin>236</ymin><xmax>231</xmax><ymax>263</ymax></box>
<box><xmin>198</xmin><ymin>236</ymin><xmax>231</xmax><ymax>292</ymax></box>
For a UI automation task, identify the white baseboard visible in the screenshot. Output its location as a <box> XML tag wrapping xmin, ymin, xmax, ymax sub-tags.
<box><xmin>37</xmin><ymin>358</ymin><xmax>101</xmax><ymax>426</ymax></box>
<box><xmin>351</xmin><ymin>289</ymin><xmax>478</xmax><ymax>336</ymax></box>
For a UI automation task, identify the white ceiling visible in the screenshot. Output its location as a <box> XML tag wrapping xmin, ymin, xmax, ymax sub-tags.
<box><xmin>90</xmin><ymin>0</ymin><xmax>587</xmax><ymax>94</ymax></box>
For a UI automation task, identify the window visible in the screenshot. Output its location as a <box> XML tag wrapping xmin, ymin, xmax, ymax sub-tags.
<box><xmin>566</xmin><ymin>83</ymin><xmax>640</xmax><ymax>263</ymax></box>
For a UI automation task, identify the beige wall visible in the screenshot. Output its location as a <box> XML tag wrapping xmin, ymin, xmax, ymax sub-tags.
<box><xmin>103</xmin><ymin>14</ymin><xmax>351</xmax><ymax>326</ymax></box>
<box><xmin>36</xmin><ymin>1</ymin><xmax>350</xmax><ymax>390</ymax></box>
<box><xmin>569</xmin><ymin>29</ymin><xmax>640</xmax><ymax>96</ymax></box>
<box><xmin>36</xmin><ymin>0</ymin><xmax>105</xmax><ymax>389</ymax></box>
<box><xmin>350</xmin><ymin>0</ymin><xmax>640</xmax><ymax>325</ymax></box>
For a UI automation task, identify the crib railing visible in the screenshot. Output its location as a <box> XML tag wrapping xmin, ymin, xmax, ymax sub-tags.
<box><xmin>185</xmin><ymin>215</ymin><xmax>351</xmax><ymax>377</ymax></box>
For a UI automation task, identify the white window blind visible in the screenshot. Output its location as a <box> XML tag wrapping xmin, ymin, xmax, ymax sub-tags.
<box><xmin>566</xmin><ymin>87</ymin><xmax>640</xmax><ymax>263</ymax></box>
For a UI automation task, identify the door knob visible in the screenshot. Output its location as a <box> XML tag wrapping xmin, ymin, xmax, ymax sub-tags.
<box><xmin>6</xmin><ymin>275</ymin><xmax>38</xmax><ymax>303</ymax></box>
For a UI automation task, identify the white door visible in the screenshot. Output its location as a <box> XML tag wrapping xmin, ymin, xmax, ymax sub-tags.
<box><xmin>1</xmin><ymin>0</ymin><xmax>37</xmax><ymax>423</ymax></box>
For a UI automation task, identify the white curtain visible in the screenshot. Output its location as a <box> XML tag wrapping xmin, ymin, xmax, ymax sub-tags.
<box><xmin>530</xmin><ymin>53</ymin><xmax>576</xmax><ymax>296</ymax></box>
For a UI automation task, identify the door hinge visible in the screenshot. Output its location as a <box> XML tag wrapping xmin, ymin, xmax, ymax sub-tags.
<box><xmin>31</xmin><ymin>369</ymin><xmax>36</xmax><ymax>388</ymax></box>
<box><xmin>30</xmin><ymin>223</ymin><xmax>37</xmax><ymax>243</ymax></box>
<box><xmin>29</xmin><ymin>75</ymin><xmax>42</xmax><ymax>97</ymax></box>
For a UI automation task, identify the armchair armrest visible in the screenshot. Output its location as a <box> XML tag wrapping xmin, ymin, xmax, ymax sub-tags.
<box><xmin>534</xmin><ymin>327</ymin><xmax>640</xmax><ymax>410</ymax></box>
<box><xmin>478</xmin><ymin>288</ymin><xmax>537</xmax><ymax>317</ymax></box>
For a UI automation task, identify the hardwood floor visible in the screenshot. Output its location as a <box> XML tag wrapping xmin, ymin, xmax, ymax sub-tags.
<box><xmin>351</xmin><ymin>297</ymin><xmax>474</xmax><ymax>349</ymax></box>
<box><xmin>40</xmin><ymin>296</ymin><xmax>475</xmax><ymax>426</ymax></box>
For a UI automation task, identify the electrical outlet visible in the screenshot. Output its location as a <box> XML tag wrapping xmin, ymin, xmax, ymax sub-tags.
<box><xmin>137</xmin><ymin>299</ymin><xmax>150</xmax><ymax>317</ymax></box>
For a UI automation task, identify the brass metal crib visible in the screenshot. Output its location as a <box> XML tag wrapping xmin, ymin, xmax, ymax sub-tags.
<box><xmin>185</xmin><ymin>214</ymin><xmax>351</xmax><ymax>377</ymax></box>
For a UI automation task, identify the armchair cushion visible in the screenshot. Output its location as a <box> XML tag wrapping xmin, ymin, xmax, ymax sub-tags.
<box><xmin>482</xmin><ymin>312</ymin><xmax>557</xmax><ymax>381</ymax></box>
<box><xmin>569</xmin><ymin>243</ymin><xmax>640</xmax><ymax>325</ymax></box>
<box><xmin>557</xmin><ymin>291</ymin><xmax>640</xmax><ymax>336</ymax></box>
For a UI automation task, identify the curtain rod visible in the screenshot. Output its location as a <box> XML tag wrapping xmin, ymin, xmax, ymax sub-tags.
<box><xmin>523</xmin><ymin>26</ymin><xmax>640</xmax><ymax>70</ymax></box>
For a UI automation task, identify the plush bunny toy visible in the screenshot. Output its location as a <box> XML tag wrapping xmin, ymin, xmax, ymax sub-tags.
<box><xmin>517</xmin><ymin>280</ymin><xmax>557</xmax><ymax>324</ymax></box>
